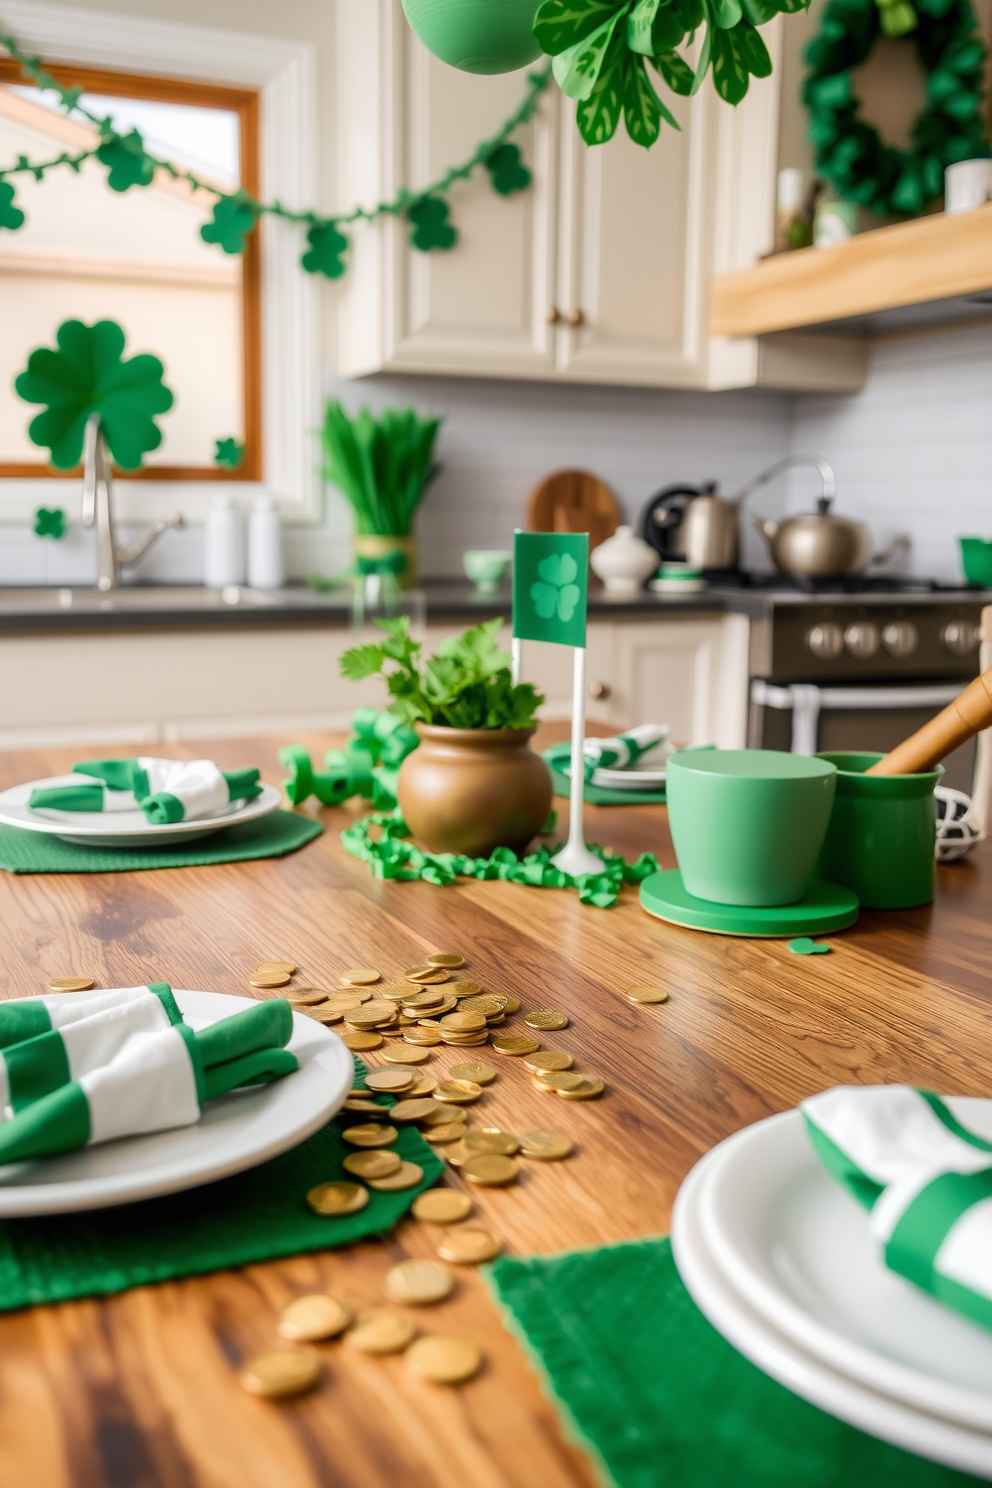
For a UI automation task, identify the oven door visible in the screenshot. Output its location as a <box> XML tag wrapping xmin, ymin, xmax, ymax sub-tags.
<box><xmin>749</xmin><ymin>681</ymin><xmax>977</xmax><ymax>792</ymax></box>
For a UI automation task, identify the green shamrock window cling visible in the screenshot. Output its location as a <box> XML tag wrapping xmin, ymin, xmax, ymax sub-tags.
<box><xmin>531</xmin><ymin>552</ymin><xmax>583</xmax><ymax>623</ymax></box>
<box><xmin>406</xmin><ymin>196</ymin><xmax>458</xmax><ymax>251</ymax></box>
<box><xmin>484</xmin><ymin>143</ymin><xmax>533</xmax><ymax>195</ymax></box>
<box><xmin>0</xmin><ymin>180</ymin><xmax>24</xmax><ymax>231</ymax></box>
<box><xmin>301</xmin><ymin>220</ymin><xmax>349</xmax><ymax>279</ymax></box>
<box><xmin>214</xmin><ymin>437</ymin><xmax>245</xmax><ymax>470</ymax></box>
<box><xmin>95</xmin><ymin>128</ymin><xmax>156</xmax><ymax>192</ymax></box>
<box><xmin>201</xmin><ymin>192</ymin><xmax>259</xmax><ymax>256</ymax></box>
<box><xmin>33</xmin><ymin>506</ymin><xmax>66</xmax><ymax>540</ymax></box>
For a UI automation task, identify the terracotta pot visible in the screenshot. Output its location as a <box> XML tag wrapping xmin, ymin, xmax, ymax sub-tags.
<box><xmin>398</xmin><ymin>723</ymin><xmax>552</xmax><ymax>857</ymax></box>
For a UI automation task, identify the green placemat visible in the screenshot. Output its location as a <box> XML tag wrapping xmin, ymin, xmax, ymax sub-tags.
<box><xmin>543</xmin><ymin>749</ymin><xmax>666</xmax><ymax>806</ymax></box>
<box><xmin>0</xmin><ymin>1061</ymin><xmax>442</xmax><ymax>1310</ymax></box>
<box><xmin>0</xmin><ymin>809</ymin><xmax>322</xmax><ymax>875</ymax></box>
<box><xmin>487</xmin><ymin>1237</ymin><xmax>981</xmax><ymax>1488</ymax></box>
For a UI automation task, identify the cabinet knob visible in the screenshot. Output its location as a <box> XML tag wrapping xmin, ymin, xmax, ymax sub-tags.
<box><xmin>882</xmin><ymin>620</ymin><xmax>918</xmax><ymax>657</ymax></box>
<box><xmin>546</xmin><ymin>306</ymin><xmax>562</xmax><ymax>325</ymax></box>
<box><xmin>589</xmin><ymin>681</ymin><xmax>611</xmax><ymax>700</ymax></box>
<box><xmin>806</xmin><ymin>622</ymin><xmax>843</xmax><ymax>660</ymax></box>
<box><xmin>942</xmin><ymin>619</ymin><xmax>981</xmax><ymax>656</ymax></box>
<box><xmin>844</xmin><ymin>621</ymin><xmax>880</xmax><ymax>659</ymax></box>
<box><xmin>566</xmin><ymin>308</ymin><xmax>585</xmax><ymax>327</ymax></box>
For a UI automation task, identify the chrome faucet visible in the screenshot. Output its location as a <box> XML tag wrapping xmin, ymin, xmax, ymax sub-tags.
<box><xmin>81</xmin><ymin>412</ymin><xmax>184</xmax><ymax>591</ymax></box>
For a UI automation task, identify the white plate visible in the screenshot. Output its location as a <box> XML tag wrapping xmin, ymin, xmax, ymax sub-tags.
<box><xmin>592</xmin><ymin>765</ymin><xmax>668</xmax><ymax>789</ymax></box>
<box><xmin>0</xmin><ymin>775</ymin><xmax>282</xmax><ymax>846</ymax></box>
<box><xmin>672</xmin><ymin>1149</ymin><xmax>992</xmax><ymax>1478</ymax></box>
<box><xmin>0</xmin><ymin>990</ymin><xmax>352</xmax><ymax>1215</ymax></box>
<box><xmin>698</xmin><ymin>1103</ymin><xmax>992</xmax><ymax>1433</ymax></box>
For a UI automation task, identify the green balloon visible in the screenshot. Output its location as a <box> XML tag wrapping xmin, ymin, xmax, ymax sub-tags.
<box><xmin>401</xmin><ymin>0</ymin><xmax>542</xmax><ymax>74</ymax></box>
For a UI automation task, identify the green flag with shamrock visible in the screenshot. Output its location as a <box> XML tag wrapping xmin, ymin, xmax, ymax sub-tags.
<box><xmin>513</xmin><ymin>532</ymin><xmax>588</xmax><ymax>649</ymax></box>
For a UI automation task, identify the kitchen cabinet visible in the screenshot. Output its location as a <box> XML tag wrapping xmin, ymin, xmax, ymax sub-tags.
<box><xmin>336</xmin><ymin>1</ymin><xmax>865</xmax><ymax>391</ymax></box>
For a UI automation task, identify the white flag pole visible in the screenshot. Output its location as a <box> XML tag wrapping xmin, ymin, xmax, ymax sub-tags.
<box><xmin>511</xmin><ymin>636</ymin><xmax>522</xmax><ymax>688</ymax></box>
<box><xmin>551</xmin><ymin>645</ymin><xmax>604</xmax><ymax>879</ymax></box>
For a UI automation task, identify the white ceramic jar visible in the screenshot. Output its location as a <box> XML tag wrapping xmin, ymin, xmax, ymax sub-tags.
<box><xmin>590</xmin><ymin>524</ymin><xmax>658</xmax><ymax>596</ymax></box>
<box><xmin>248</xmin><ymin>495</ymin><xmax>284</xmax><ymax>590</ymax></box>
<box><xmin>203</xmin><ymin>494</ymin><xmax>244</xmax><ymax>588</ymax></box>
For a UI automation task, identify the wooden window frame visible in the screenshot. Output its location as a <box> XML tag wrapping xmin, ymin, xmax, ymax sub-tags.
<box><xmin>0</xmin><ymin>59</ymin><xmax>262</xmax><ymax>483</ymax></box>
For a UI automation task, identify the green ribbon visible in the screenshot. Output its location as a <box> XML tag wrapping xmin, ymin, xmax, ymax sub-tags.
<box><xmin>280</xmin><ymin>712</ymin><xmax>419</xmax><ymax>810</ymax></box>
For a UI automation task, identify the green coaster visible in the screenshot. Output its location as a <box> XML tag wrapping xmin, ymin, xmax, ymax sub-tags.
<box><xmin>639</xmin><ymin>869</ymin><xmax>859</xmax><ymax>938</ymax></box>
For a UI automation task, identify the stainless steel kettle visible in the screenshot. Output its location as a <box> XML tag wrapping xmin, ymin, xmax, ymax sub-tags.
<box><xmin>754</xmin><ymin>499</ymin><xmax>910</xmax><ymax>579</ymax></box>
<box><xmin>638</xmin><ymin>482</ymin><xmax>741</xmax><ymax>570</ymax></box>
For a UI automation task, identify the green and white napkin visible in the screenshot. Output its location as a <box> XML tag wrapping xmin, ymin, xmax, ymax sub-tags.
<box><xmin>0</xmin><ymin>984</ymin><xmax>182</xmax><ymax>1051</ymax></box>
<box><xmin>581</xmin><ymin>723</ymin><xmax>670</xmax><ymax>780</ymax></box>
<box><xmin>803</xmin><ymin>1085</ymin><xmax>992</xmax><ymax>1331</ymax></box>
<box><xmin>30</xmin><ymin>758</ymin><xmax>262</xmax><ymax>825</ymax></box>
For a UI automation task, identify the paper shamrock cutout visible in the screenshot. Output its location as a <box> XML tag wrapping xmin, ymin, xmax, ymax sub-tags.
<box><xmin>201</xmin><ymin>192</ymin><xmax>258</xmax><ymax>255</ymax></box>
<box><xmin>406</xmin><ymin>196</ymin><xmax>457</xmax><ymax>252</ymax></box>
<box><xmin>301</xmin><ymin>220</ymin><xmax>349</xmax><ymax>278</ymax></box>
<box><xmin>531</xmin><ymin>552</ymin><xmax>582</xmax><ymax>622</ymax></box>
<box><xmin>15</xmin><ymin>319</ymin><xmax>174</xmax><ymax>470</ymax></box>
<box><xmin>214</xmin><ymin>437</ymin><xmax>245</xmax><ymax>469</ymax></box>
<box><xmin>0</xmin><ymin>180</ymin><xmax>25</xmax><ymax>232</ymax></box>
<box><xmin>33</xmin><ymin>506</ymin><xmax>66</xmax><ymax>540</ymax></box>
<box><xmin>788</xmin><ymin>937</ymin><xmax>832</xmax><ymax>955</ymax></box>
<box><xmin>484</xmin><ymin>143</ymin><xmax>532</xmax><ymax>195</ymax></box>
<box><xmin>95</xmin><ymin>130</ymin><xmax>156</xmax><ymax>192</ymax></box>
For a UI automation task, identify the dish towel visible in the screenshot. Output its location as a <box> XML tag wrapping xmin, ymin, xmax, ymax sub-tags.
<box><xmin>30</xmin><ymin>758</ymin><xmax>262</xmax><ymax>824</ymax></box>
<box><xmin>803</xmin><ymin>1085</ymin><xmax>992</xmax><ymax>1332</ymax></box>
<box><xmin>0</xmin><ymin>998</ymin><xmax>296</xmax><ymax>1164</ymax></box>
<box><xmin>579</xmin><ymin>723</ymin><xmax>671</xmax><ymax>780</ymax></box>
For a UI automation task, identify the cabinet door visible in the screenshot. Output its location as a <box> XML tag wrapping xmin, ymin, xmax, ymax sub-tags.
<box><xmin>611</xmin><ymin>615</ymin><xmax>750</xmax><ymax>746</ymax></box>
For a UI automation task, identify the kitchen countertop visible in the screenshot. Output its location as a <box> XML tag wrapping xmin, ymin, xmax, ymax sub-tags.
<box><xmin>1</xmin><ymin>726</ymin><xmax>991</xmax><ymax>1488</ymax></box>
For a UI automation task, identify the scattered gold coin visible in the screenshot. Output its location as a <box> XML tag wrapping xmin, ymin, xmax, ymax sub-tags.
<box><xmin>404</xmin><ymin>1335</ymin><xmax>482</xmax><ymax>1385</ymax></box>
<box><xmin>389</xmin><ymin>1098</ymin><xmax>440</xmax><ymax>1123</ymax></box>
<box><xmin>405</xmin><ymin>967</ymin><xmax>450</xmax><ymax>985</ymax></box>
<box><xmin>492</xmin><ymin>1034</ymin><xmax>540</xmax><ymax>1057</ymax></box>
<box><xmin>383</xmin><ymin>1043</ymin><xmax>431</xmax><ymax>1064</ymax></box>
<box><xmin>523</xmin><ymin>1008</ymin><xmax>569</xmax><ymax>1031</ymax></box>
<box><xmin>285</xmin><ymin>988</ymin><xmax>328</xmax><ymax>1006</ymax></box>
<box><xmin>441</xmin><ymin>1011</ymin><xmax>487</xmax><ymax>1033</ymax></box>
<box><xmin>419</xmin><ymin>1103</ymin><xmax>461</xmax><ymax>1126</ymax></box>
<box><xmin>344</xmin><ymin>1001</ymin><xmax>396</xmax><ymax>1028</ymax></box>
<box><xmin>364</xmin><ymin>1068</ymin><xmax>415</xmax><ymax>1093</ymax></box>
<box><xmin>448</xmin><ymin>1061</ymin><xmax>497</xmax><ymax>1085</ymax></box>
<box><xmin>459</xmin><ymin>995</ymin><xmax>507</xmax><ymax>1019</ymax></box>
<box><xmin>343</xmin><ymin>1149</ymin><xmax>402</xmax><ymax>1180</ymax></box>
<box><xmin>404</xmin><ymin>1028</ymin><xmax>442</xmax><ymax>1046</ymax></box>
<box><xmin>248</xmin><ymin>972</ymin><xmax>291</xmax><ymax>989</ymax></box>
<box><xmin>625</xmin><ymin>987</ymin><xmax>670</xmax><ymax>1004</ymax></box>
<box><xmin>341</xmin><ymin>1097</ymin><xmax>383</xmax><ymax>1114</ymax></box>
<box><xmin>403</xmin><ymin>988</ymin><xmax>445</xmax><ymax>1009</ymax></box>
<box><xmin>326</xmin><ymin>987</ymin><xmax>373</xmax><ymax>1006</ymax></box>
<box><xmin>305</xmin><ymin>1004</ymin><xmax>344</xmax><ymax>1024</ymax></box>
<box><xmin>520</xmin><ymin>1130</ymin><xmax>574</xmax><ymax>1161</ymax></box>
<box><xmin>461</xmin><ymin>1153</ymin><xmax>519</xmax><ymax>1187</ymax></box>
<box><xmin>340</xmin><ymin>967</ymin><xmax>380</xmax><ymax>986</ymax></box>
<box><xmin>427</xmin><ymin>953</ymin><xmax>465</xmax><ymax>968</ymax></box>
<box><xmin>240</xmin><ymin>1346</ymin><xmax>321</xmax><ymax>1398</ymax></box>
<box><xmin>523</xmin><ymin>1049</ymin><xmax>573</xmax><ymax>1073</ymax></box>
<box><xmin>436</xmin><ymin>1227</ymin><xmax>502</xmax><ymax>1265</ymax></box>
<box><xmin>412</xmin><ymin>1189</ymin><xmax>474</xmax><ymax>1224</ymax></box>
<box><xmin>465</xmin><ymin>1128</ymin><xmax>519</xmax><ymax>1157</ymax></box>
<box><xmin>424</xmin><ymin>1122</ymin><xmax>467</xmax><ymax>1145</ymax></box>
<box><xmin>533</xmin><ymin>1070</ymin><xmax>585</xmax><ymax>1093</ymax></box>
<box><xmin>256</xmin><ymin>960</ymin><xmax>297</xmax><ymax>977</ymax></box>
<box><xmin>408</xmin><ymin>1074</ymin><xmax>438</xmax><ymax>1097</ymax></box>
<box><xmin>278</xmin><ymin>1294</ymin><xmax>353</xmax><ymax>1342</ymax></box>
<box><xmin>557</xmin><ymin>1076</ymin><xmax>604</xmax><ymax>1101</ymax></box>
<box><xmin>380</xmin><ymin>983</ymin><xmax>415</xmax><ymax>1001</ymax></box>
<box><xmin>342</xmin><ymin>1122</ymin><xmax>398</xmax><ymax>1147</ymax></box>
<box><xmin>385</xmin><ymin>1259</ymin><xmax>453</xmax><ymax>1305</ymax></box>
<box><xmin>448</xmin><ymin>981</ymin><xmax>482</xmax><ymax>998</ymax></box>
<box><xmin>368</xmin><ymin>1160</ymin><xmax>424</xmax><ymax>1191</ymax></box>
<box><xmin>306</xmin><ymin>1181</ymin><xmax>370</xmax><ymax>1216</ymax></box>
<box><xmin>443</xmin><ymin>1140</ymin><xmax>473</xmax><ymax>1167</ymax></box>
<box><xmin>47</xmin><ymin>976</ymin><xmax>95</xmax><ymax>993</ymax></box>
<box><xmin>345</xmin><ymin>1309</ymin><xmax>417</xmax><ymax>1355</ymax></box>
<box><xmin>432</xmin><ymin>1079</ymin><xmax>482</xmax><ymax>1105</ymax></box>
<box><xmin>502</xmin><ymin>995</ymin><xmax>520</xmax><ymax>1014</ymax></box>
<box><xmin>341</xmin><ymin>1030</ymin><xmax>383</xmax><ymax>1052</ymax></box>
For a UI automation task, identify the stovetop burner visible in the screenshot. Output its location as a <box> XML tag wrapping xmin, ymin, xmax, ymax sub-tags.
<box><xmin>702</xmin><ymin>570</ymin><xmax>980</xmax><ymax>596</ymax></box>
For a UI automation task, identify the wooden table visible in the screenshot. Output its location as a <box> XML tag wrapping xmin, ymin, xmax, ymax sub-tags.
<box><xmin>1</xmin><ymin>731</ymin><xmax>990</xmax><ymax>1488</ymax></box>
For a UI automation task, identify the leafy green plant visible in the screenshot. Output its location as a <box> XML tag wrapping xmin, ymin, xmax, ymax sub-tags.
<box><xmin>341</xmin><ymin>617</ymin><xmax>545</xmax><ymax>730</ymax></box>
<box><xmin>322</xmin><ymin>402</ymin><xmax>442</xmax><ymax>537</ymax></box>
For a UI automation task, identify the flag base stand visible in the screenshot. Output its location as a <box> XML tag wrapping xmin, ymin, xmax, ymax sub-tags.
<box><xmin>551</xmin><ymin>840</ymin><xmax>605</xmax><ymax>879</ymax></box>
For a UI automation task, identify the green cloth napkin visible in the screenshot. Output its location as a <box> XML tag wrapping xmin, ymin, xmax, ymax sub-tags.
<box><xmin>0</xmin><ymin>1060</ymin><xmax>442</xmax><ymax>1311</ymax></box>
<box><xmin>544</xmin><ymin>748</ymin><xmax>667</xmax><ymax>805</ymax></box>
<box><xmin>486</xmin><ymin>1237</ymin><xmax>981</xmax><ymax>1488</ymax></box>
<box><xmin>0</xmin><ymin>809</ymin><xmax>321</xmax><ymax>874</ymax></box>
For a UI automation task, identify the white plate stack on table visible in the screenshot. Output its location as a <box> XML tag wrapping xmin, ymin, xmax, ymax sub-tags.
<box><xmin>559</xmin><ymin>723</ymin><xmax>674</xmax><ymax>791</ymax></box>
<box><xmin>671</xmin><ymin>1096</ymin><xmax>992</xmax><ymax>1478</ymax></box>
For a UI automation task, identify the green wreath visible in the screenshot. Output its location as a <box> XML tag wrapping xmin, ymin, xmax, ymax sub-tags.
<box><xmin>803</xmin><ymin>0</ymin><xmax>989</xmax><ymax>217</ymax></box>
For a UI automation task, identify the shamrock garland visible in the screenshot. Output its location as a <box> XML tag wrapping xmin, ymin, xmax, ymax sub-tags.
<box><xmin>33</xmin><ymin>507</ymin><xmax>66</xmax><ymax>539</ymax></box>
<box><xmin>214</xmin><ymin>437</ymin><xmax>245</xmax><ymax>469</ymax></box>
<box><xmin>803</xmin><ymin>0</ymin><xmax>989</xmax><ymax>216</ymax></box>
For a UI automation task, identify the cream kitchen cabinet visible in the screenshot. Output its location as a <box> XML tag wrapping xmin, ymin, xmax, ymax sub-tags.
<box><xmin>335</xmin><ymin>2</ymin><xmax>864</xmax><ymax>391</ymax></box>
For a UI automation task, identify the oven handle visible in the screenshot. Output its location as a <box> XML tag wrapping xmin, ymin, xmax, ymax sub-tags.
<box><xmin>750</xmin><ymin>680</ymin><xmax>964</xmax><ymax>756</ymax></box>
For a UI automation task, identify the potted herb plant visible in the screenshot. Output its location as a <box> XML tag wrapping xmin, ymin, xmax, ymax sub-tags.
<box><xmin>340</xmin><ymin>617</ymin><xmax>552</xmax><ymax>856</ymax></box>
<box><xmin>321</xmin><ymin>401</ymin><xmax>442</xmax><ymax>585</ymax></box>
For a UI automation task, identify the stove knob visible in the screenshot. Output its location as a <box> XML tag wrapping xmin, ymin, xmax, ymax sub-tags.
<box><xmin>882</xmin><ymin>621</ymin><xmax>918</xmax><ymax>658</ymax></box>
<box><xmin>806</xmin><ymin>622</ymin><xmax>844</xmax><ymax>660</ymax></box>
<box><xmin>941</xmin><ymin>620</ymin><xmax>981</xmax><ymax>656</ymax></box>
<box><xmin>844</xmin><ymin>621</ymin><xmax>880</xmax><ymax>659</ymax></box>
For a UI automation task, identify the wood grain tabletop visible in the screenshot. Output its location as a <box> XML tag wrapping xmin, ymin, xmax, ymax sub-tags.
<box><xmin>0</xmin><ymin>729</ymin><xmax>990</xmax><ymax>1488</ymax></box>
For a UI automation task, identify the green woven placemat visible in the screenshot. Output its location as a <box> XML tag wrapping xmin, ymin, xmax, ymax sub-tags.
<box><xmin>543</xmin><ymin>749</ymin><xmax>666</xmax><ymax>806</ymax></box>
<box><xmin>0</xmin><ymin>1062</ymin><xmax>441</xmax><ymax>1310</ymax></box>
<box><xmin>486</xmin><ymin>1237</ymin><xmax>981</xmax><ymax>1488</ymax></box>
<box><xmin>0</xmin><ymin>809</ymin><xmax>322</xmax><ymax>875</ymax></box>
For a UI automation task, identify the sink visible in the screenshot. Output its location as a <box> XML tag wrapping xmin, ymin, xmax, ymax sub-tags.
<box><xmin>0</xmin><ymin>585</ymin><xmax>347</xmax><ymax>615</ymax></box>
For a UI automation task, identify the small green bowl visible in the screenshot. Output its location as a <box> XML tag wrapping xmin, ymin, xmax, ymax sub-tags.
<box><xmin>463</xmin><ymin>550</ymin><xmax>511</xmax><ymax>593</ymax></box>
<box><xmin>814</xmin><ymin>751</ymin><xmax>942</xmax><ymax>909</ymax></box>
<box><xmin>401</xmin><ymin>0</ymin><xmax>542</xmax><ymax>73</ymax></box>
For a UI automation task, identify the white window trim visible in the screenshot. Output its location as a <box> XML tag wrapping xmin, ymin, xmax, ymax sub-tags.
<box><xmin>0</xmin><ymin>0</ymin><xmax>321</xmax><ymax>525</ymax></box>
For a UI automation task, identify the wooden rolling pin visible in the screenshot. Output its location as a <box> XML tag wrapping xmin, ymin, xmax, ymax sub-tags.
<box><xmin>867</xmin><ymin>664</ymin><xmax>992</xmax><ymax>775</ymax></box>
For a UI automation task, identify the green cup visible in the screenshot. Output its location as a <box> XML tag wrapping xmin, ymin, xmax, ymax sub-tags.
<box><xmin>814</xmin><ymin>751</ymin><xmax>942</xmax><ymax>909</ymax></box>
<box><xmin>667</xmin><ymin>749</ymin><xmax>837</xmax><ymax>907</ymax></box>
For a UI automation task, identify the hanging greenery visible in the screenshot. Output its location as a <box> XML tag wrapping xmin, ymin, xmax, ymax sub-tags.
<box><xmin>802</xmin><ymin>0</ymin><xmax>988</xmax><ymax>216</ymax></box>
<box><xmin>0</xmin><ymin>26</ymin><xmax>548</xmax><ymax>276</ymax></box>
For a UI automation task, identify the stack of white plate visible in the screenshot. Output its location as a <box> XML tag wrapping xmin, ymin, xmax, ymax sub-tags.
<box><xmin>671</xmin><ymin>1101</ymin><xmax>992</xmax><ymax>1478</ymax></box>
<box><xmin>561</xmin><ymin>743</ymin><xmax>673</xmax><ymax>792</ymax></box>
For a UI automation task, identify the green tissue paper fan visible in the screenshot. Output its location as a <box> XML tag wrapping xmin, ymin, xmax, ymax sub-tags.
<box><xmin>401</xmin><ymin>0</ymin><xmax>543</xmax><ymax>73</ymax></box>
<box><xmin>14</xmin><ymin>318</ymin><xmax>174</xmax><ymax>470</ymax></box>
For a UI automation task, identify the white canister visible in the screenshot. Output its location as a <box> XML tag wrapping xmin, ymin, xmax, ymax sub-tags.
<box><xmin>590</xmin><ymin>524</ymin><xmax>659</xmax><ymax>597</ymax></box>
<box><xmin>248</xmin><ymin>495</ymin><xmax>284</xmax><ymax>590</ymax></box>
<box><xmin>203</xmin><ymin>494</ymin><xmax>244</xmax><ymax>588</ymax></box>
<box><xmin>945</xmin><ymin>159</ymin><xmax>992</xmax><ymax>214</ymax></box>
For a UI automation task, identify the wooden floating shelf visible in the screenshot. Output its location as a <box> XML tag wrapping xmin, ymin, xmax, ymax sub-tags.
<box><xmin>710</xmin><ymin>204</ymin><xmax>992</xmax><ymax>338</ymax></box>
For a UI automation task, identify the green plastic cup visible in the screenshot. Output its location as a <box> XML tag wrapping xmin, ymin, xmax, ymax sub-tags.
<box><xmin>666</xmin><ymin>749</ymin><xmax>837</xmax><ymax>907</ymax></box>
<box><xmin>814</xmin><ymin>751</ymin><xmax>942</xmax><ymax>909</ymax></box>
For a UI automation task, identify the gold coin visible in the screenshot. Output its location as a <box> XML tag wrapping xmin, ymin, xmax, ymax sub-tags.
<box><xmin>404</xmin><ymin>1335</ymin><xmax>482</xmax><ymax>1385</ymax></box>
<box><xmin>443</xmin><ymin>1140</ymin><xmax>474</xmax><ymax>1167</ymax></box>
<box><xmin>534</xmin><ymin>1070</ymin><xmax>585</xmax><ymax>1093</ymax></box>
<box><xmin>557</xmin><ymin>1076</ymin><xmax>604</xmax><ymax>1101</ymax></box>
<box><xmin>343</xmin><ymin>1149</ymin><xmax>402</xmax><ymax>1180</ymax></box>
<box><xmin>625</xmin><ymin>987</ymin><xmax>670</xmax><ymax>1004</ymax></box>
<box><xmin>440</xmin><ymin>1034</ymin><xmax>490</xmax><ymax>1047</ymax></box>
<box><xmin>385</xmin><ymin>1259</ymin><xmax>453</xmax><ymax>1305</ymax></box>
<box><xmin>380</xmin><ymin>983</ymin><xmax>415</xmax><ymax>1001</ymax></box>
<box><xmin>47</xmin><ymin>976</ymin><xmax>95</xmax><ymax>993</ymax></box>
<box><xmin>432</xmin><ymin>1079</ymin><xmax>482</xmax><ymax>1105</ymax></box>
<box><xmin>408</xmin><ymin>1074</ymin><xmax>438</xmax><ymax>1097</ymax></box>
<box><xmin>256</xmin><ymin>960</ymin><xmax>297</xmax><ymax>977</ymax></box>
<box><xmin>389</xmin><ymin>1098</ymin><xmax>440</xmax><ymax>1123</ymax></box>
<box><xmin>427</xmin><ymin>953</ymin><xmax>465</xmax><ymax>969</ymax></box>
<box><xmin>465</xmin><ymin>1128</ymin><xmax>519</xmax><ymax>1157</ymax></box>
<box><xmin>520</xmin><ymin>1130</ymin><xmax>574</xmax><ymax>1161</ymax></box>
<box><xmin>436</xmin><ymin>1227</ymin><xmax>502</xmax><ymax>1265</ymax></box>
<box><xmin>248</xmin><ymin>972</ymin><xmax>291</xmax><ymax>989</ymax></box>
<box><xmin>341</xmin><ymin>1030</ymin><xmax>383</xmax><ymax>1051</ymax></box>
<box><xmin>412</xmin><ymin>1189</ymin><xmax>474</xmax><ymax>1224</ymax></box>
<box><xmin>448</xmin><ymin>981</ymin><xmax>483</xmax><ymax>998</ymax></box>
<box><xmin>459</xmin><ymin>995</ymin><xmax>508</xmax><ymax>1018</ymax></box>
<box><xmin>368</xmin><ymin>1160</ymin><xmax>424</xmax><ymax>1191</ymax></box>
<box><xmin>418</xmin><ymin>1103</ymin><xmax>460</xmax><ymax>1126</ymax></box>
<box><xmin>240</xmin><ymin>1346</ymin><xmax>321</xmax><ymax>1398</ymax></box>
<box><xmin>344</xmin><ymin>1001</ymin><xmax>396</xmax><ymax>1027</ymax></box>
<box><xmin>326</xmin><ymin>987</ymin><xmax>373</xmax><ymax>1006</ymax></box>
<box><xmin>341</xmin><ymin>1122</ymin><xmax>398</xmax><ymax>1147</ymax></box>
<box><xmin>405</xmin><ymin>968</ymin><xmax>450</xmax><ymax>984</ymax></box>
<box><xmin>304</xmin><ymin>1004</ymin><xmax>343</xmax><ymax>1024</ymax></box>
<box><xmin>306</xmin><ymin>1181</ymin><xmax>369</xmax><ymax>1216</ymax></box>
<box><xmin>424</xmin><ymin>1122</ymin><xmax>467</xmax><ymax>1145</ymax></box>
<box><xmin>523</xmin><ymin>1049</ymin><xmax>573</xmax><ymax>1073</ymax></box>
<box><xmin>502</xmin><ymin>995</ymin><xmax>520</xmax><ymax>1014</ymax></box>
<box><xmin>404</xmin><ymin>1028</ymin><xmax>442</xmax><ymax>1046</ymax></box>
<box><xmin>441</xmin><ymin>1011</ymin><xmax>487</xmax><ymax>1033</ymax></box>
<box><xmin>402</xmin><ymin>988</ymin><xmax>445</xmax><ymax>1009</ymax></box>
<box><xmin>448</xmin><ymin>1061</ymin><xmax>497</xmax><ymax>1085</ymax></box>
<box><xmin>340</xmin><ymin>967</ymin><xmax>380</xmax><ymax>985</ymax></box>
<box><xmin>364</xmin><ymin>1068</ymin><xmax>415</xmax><ymax>1093</ymax></box>
<box><xmin>278</xmin><ymin>1293</ymin><xmax>353</xmax><ymax>1342</ymax></box>
<box><xmin>383</xmin><ymin>1043</ymin><xmax>430</xmax><ymax>1064</ymax></box>
<box><xmin>345</xmin><ymin>1309</ymin><xmax>417</xmax><ymax>1355</ymax></box>
<box><xmin>523</xmin><ymin>1008</ymin><xmax>569</xmax><ymax>1031</ymax></box>
<box><xmin>492</xmin><ymin>1034</ymin><xmax>540</xmax><ymax>1056</ymax></box>
<box><xmin>285</xmin><ymin>988</ymin><xmax>328</xmax><ymax>1006</ymax></box>
<box><xmin>428</xmin><ymin>996</ymin><xmax>458</xmax><ymax>1017</ymax></box>
<box><xmin>461</xmin><ymin>1153</ymin><xmax>519</xmax><ymax>1187</ymax></box>
<box><xmin>341</xmin><ymin>1096</ymin><xmax>383</xmax><ymax>1114</ymax></box>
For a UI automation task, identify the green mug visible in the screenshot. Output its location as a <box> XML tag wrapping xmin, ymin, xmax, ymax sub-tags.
<box><xmin>814</xmin><ymin>752</ymin><xmax>942</xmax><ymax>909</ymax></box>
<box><xmin>666</xmin><ymin>749</ymin><xmax>837</xmax><ymax>907</ymax></box>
